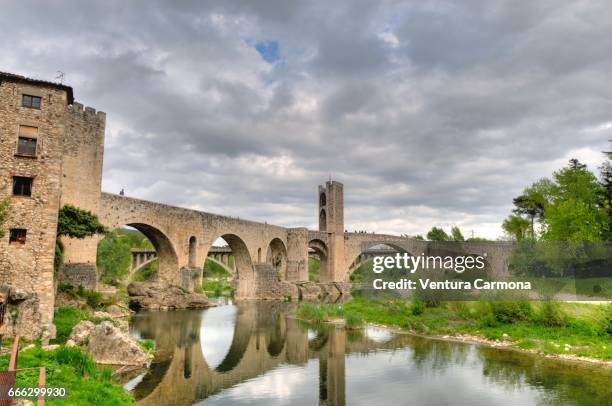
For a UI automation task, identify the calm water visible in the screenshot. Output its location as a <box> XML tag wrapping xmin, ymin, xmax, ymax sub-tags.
<box><xmin>125</xmin><ymin>301</ymin><xmax>611</xmax><ymax>405</ymax></box>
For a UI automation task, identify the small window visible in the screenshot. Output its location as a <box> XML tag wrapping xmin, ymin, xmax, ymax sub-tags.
<box><xmin>9</xmin><ymin>229</ymin><xmax>27</xmax><ymax>245</ymax></box>
<box><xmin>16</xmin><ymin>137</ymin><xmax>37</xmax><ymax>156</ymax></box>
<box><xmin>22</xmin><ymin>94</ymin><xmax>41</xmax><ymax>109</ymax></box>
<box><xmin>12</xmin><ymin>176</ymin><xmax>33</xmax><ymax>196</ymax></box>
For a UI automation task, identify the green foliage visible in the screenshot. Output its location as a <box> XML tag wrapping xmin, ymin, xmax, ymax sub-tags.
<box><xmin>308</xmin><ymin>255</ymin><xmax>320</xmax><ymax>282</ymax></box>
<box><xmin>54</xmin><ymin>241</ymin><xmax>64</xmax><ymax>274</ymax></box>
<box><xmin>296</xmin><ymin>303</ymin><xmax>344</xmax><ymax>322</ymax></box>
<box><xmin>340</xmin><ymin>298</ymin><xmax>611</xmax><ymax>359</ymax></box>
<box><xmin>53</xmin><ymin>307</ymin><xmax>90</xmax><ymax>343</ymax></box>
<box><xmin>537</xmin><ymin>301</ymin><xmax>566</xmax><ymax>327</ymax></box>
<box><xmin>97</xmin><ymin>230</ymin><xmax>132</xmax><ymax>285</ymax></box>
<box><xmin>202</xmin><ymin>278</ymin><xmax>233</xmax><ymax>297</ymax></box>
<box><xmin>55</xmin><ymin>346</ymin><xmax>97</xmax><ymax>377</ymax></box>
<box><xmin>0</xmin><ymin>198</ymin><xmax>9</xmax><ymax>239</ymax></box>
<box><xmin>490</xmin><ymin>301</ymin><xmax>533</xmax><ymax>324</ymax></box>
<box><xmin>0</xmin><ymin>345</ymin><xmax>133</xmax><ymax>405</ymax></box>
<box><xmin>132</xmin><ymin>261</ymin><xmax>158</xmax><ymax>282</ymax></box>
<box><xmin>138</xmin><ymin>338</ymin><xmax>156</xmax><ymax>353</ymax></box>
<box><xmin>57</xmin><ymin>204</ymin><xmax>106</xmax><ymax>238</ymax></box>
<box><xmin>411</xmin><ymin>299</ymin><xmax>425</xmax><ymax>315</ymax></box>
<box><xmin>204</xmin><ymin>258</ymin><xmax>230</xmax><ymax>277</ymax></box>
<box><xmin>426</xmin><ymin>226</ymin><xmax>449</xmax><ymax>241</ymax></box>
<box><xmin>450</xmin><ymin>226</ymin><xmax>464</xmax><ymax>241</ymax></box>
<box><xmin>502</xmin><ymin>214</ymin><xmax>530</xmax><ymax>241</ymax></box>
<box><xmin>345</xmin><ymin>313</ymin><xmax>365</xmax><ymax>329</ymax></box>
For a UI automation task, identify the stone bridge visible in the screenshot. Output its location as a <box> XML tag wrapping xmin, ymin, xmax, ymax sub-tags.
<box><xmin>60</xmin><ymin>180</ymin><xmax>515</xmax><ymax>298</ymax></box>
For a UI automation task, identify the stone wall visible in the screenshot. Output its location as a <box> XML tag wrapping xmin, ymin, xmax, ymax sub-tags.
<box><xmin>0</xmin><ymin>78</ymin><xmax>69</xmax><ymax>337</ymax></box>
<box><xmin>59</xmin><ymin>103</ymin><xmax>106</xmax><ymax>285</ymax></box>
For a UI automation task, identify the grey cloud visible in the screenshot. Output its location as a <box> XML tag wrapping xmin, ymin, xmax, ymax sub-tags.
<box><xmin>1</xmin><ymin>0</ymin><xmax>611</xmax><ymax>238</ymax></box>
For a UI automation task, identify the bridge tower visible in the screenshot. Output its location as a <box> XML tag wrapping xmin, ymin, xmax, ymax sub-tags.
<box><xmin>318</xmin><ymin>181</ymin><xmax>345</xmax><ymax>282</ymax></box>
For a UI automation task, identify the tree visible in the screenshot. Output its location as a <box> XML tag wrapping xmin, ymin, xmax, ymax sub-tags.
<box><xmin>450</xmin><ymin>226</ymin><xmax>464</xmax><ymax>241</ymax></box>
<box><xmin>0</xmin><ymin>198</ymin><xmax>9</xmax><ymax>239</ymax></box>
<box><xmin>57</xmin><ymin>205</ymin><xmax>106</xmax><ymax>238</ymax></box>
<box><xmin>96</xmin><ymin>230</ymin><xmax>131</xmax><ymax>285</ymax></box>
<box><xmin>599</xmin><ymin>140</ymin><xmax>612</xmax><ymax>240</ymax></box>
<box><xmin>512</xmin><ymin>178</ymin><xmax>553</xmax><ymax>238</ymax></box>
<box><xmin>502</xmin><ymin>215</ymin><xmax>530</xmax><ymax>241</ymax></box>
<box><xmin>427</xmin><ymin>227</ymin><xmax>449</xmax><ymax>241</ymax></box>
<box><xmin>543</xmin><ymin>159</ymin><xmax>608</xmax><ymax>241</ymax></box>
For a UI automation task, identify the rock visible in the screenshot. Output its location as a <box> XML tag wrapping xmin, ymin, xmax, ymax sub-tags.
<box><xmin>55</xmin><ymin>291</ymin><xmax>87</xmax><ymax>308</ymax></box>
<box><xmin>127</xmin><ymin>282</ymin><xmax>215</xmax><ymax>310</ymax></box>
<box><xmin>86</xmin><ymin>321</ymin><xmax>151</xmax><ymax>366</ymax></box>
<box><xmin>127</xmin><ymin>282</ymin><xmax>150</xmax><ymax>297</ymax></box>
<box><xmin>297</xmin><ymin>282</ymin><xmax>322</xmax><ymax>300</ymax></box>
<box><xmin>106</xmin><ymin>304</ymin><xmax>131</xmax><ymax>317</ymax></box>
<box><xmin>68</xmin><ymin>320</ymin><xmax>95</xmax><ymax>346</ymax></box>
<box><xmin>9</xmin><ymin>287</ymin><xmax>31</xmax><ymax>301</ymax></box>
<box><xmin>14</xmin><ymin>297</ymin><xmax>41</xmax><ymax>340</ymax></box>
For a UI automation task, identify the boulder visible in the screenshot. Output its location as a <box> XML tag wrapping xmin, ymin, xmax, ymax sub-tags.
<box><xmin>127</xmin><ymin>282</ymin><xmax>215</xmax><ymax>310</ymax></box>
<box><xmin>69</xmin><ymin>321</ymin><xmax>151</xmax><ymax>367</ymax></box>
<box><xmin>68</xmin><ymin>320</ymin><xmax>95</xmax><ymax>346</ymax></box>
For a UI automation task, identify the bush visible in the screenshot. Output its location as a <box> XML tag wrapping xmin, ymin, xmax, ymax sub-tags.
<box><xmin>537</xmin><ymin>301</ymin><xmax>566</xmax><ymax>327</ymax></box>
<box><xmin>411</xmin><ymin>299</ymin><xmax>425</xmax><ymax>316</ymax></box>
<box><xmin>490</xmin><ymin>301</ymin><xmax>532</xmax><ymax>324</ymax></box>
<box><xmin>138</xmin><ymin>339</ymin><xmax>156</xmax><ymax>353</ymax></box>
<box><xmin>345</xmin><ymin>313</ymin><xmax>365</xmax><ymax>329</ymax></box>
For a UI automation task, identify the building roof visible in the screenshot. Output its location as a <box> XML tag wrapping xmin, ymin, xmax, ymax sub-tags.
<box><xmin>0</xmin><ymin>71</ymin><xmax>74</xmax><ymax>104</ymax></box>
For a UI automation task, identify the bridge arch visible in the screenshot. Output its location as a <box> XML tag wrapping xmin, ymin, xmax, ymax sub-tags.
<box><xmin>207</xmin><ymin>233</ymin><xmax>254</xmax><ymax>298</ymax></box>
<box><xmin>309</xmin><ymin>239</ymin><xmax>329</xmax><ymax>282</ymax></box>
<box><xmin>118</xmin><ymin>223</ymin><xmax>179</xmax><ymax>285</ymax></box>
<box><xmin>266</xmin><ymin>237</ymin><xmax>287</xmax><ymax>279</ymax></box>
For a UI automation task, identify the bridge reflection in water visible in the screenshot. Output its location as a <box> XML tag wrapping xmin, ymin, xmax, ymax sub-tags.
<box><xmin>127</xmin><ymin>302</ymin><xmax>611</xmax><ymax>406</ymax></box>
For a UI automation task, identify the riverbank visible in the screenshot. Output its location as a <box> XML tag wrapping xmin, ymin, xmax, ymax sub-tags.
<box><xmin>297</xmin><ymin>298</ymin><xmax>612</xmax><ymax>364</ymax></box>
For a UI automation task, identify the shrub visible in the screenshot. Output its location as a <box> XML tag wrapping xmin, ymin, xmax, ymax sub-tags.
<box><xmin>411</xmin><ymin>299</ymin><xmax>425</xmax><ymax>316</ymax></box>
<box><xmin>537</xmin><ymin>301</ymin><xmax>566</xmax><ymax>327</ymax></box>
<box><xmin>345</xmin><ymin>313</ymin><xmax>365</xmax><ymax>329</ymax></box>
<box><xmin>139</xmin><ymin>338</ymin><xmax>156</xmax><ymax>353</ymax></box>
<box><xmin>490</xmin><ymin>301</ymin><xmax>533</xmax><ymax>324</ymax></box>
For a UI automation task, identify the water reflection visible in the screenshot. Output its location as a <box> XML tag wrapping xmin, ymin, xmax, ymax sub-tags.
<box><xmin>128</xmin><ymin>302</ymin><xmax>611</xmax><ymax>405</ymax></box>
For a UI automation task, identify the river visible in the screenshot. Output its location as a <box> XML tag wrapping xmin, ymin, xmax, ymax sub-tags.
<box><xmin>124</xmin><ymin>300</ymin><xmax>611</xmax><ymax>405</ymax></box>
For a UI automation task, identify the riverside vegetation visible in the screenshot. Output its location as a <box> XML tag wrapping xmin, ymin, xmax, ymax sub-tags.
<box><xmin>297</xmin><ymin>298</ymin><xmax>612</xmax><ymax>360</ymax></box>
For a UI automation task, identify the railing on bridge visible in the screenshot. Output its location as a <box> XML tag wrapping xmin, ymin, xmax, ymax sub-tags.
<box><xmin>130</xmin><ymin>246</ymin><xmax>237</xmax><ymax>274</ymax></box>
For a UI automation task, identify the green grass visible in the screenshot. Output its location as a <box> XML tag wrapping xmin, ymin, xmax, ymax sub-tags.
<box><xmin>297</xmin><ymin>299</ymin><xmax>612</xmax><ymax>360</ymax></box>
<box><xmin>58</xmin><ymin>284</ymin><xmax>117</xmax><ymax>310</ymax></box>
<box><xmin>202</xmin><ymin>277</ymin><xmax>234</xmax><ymax>297</ymax></box>
<box><xmin>52</xmin><ymin>307</ymin><xmax>114</xmax><ymax>344</ymax></box>
<box><xmin>0</xmin><ymin>345</ymin><xmax>133</xmax><ymax>405</ymax></box>
<box><xmin>138</xmin><ymin>338</ymin><xmax>156</xmax><ymax>354</ymax></box>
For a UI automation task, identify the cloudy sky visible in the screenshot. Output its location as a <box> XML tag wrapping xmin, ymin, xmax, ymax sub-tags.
<box><xmin>2</xmin><ymin>1</ymin><xmax>611</xmax><ymax>238</ymax></box>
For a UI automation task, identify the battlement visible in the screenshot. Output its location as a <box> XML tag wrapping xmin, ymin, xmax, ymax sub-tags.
<box><xmin>68</xmin><ymin>102</ymin><xmax>106</xmax><ymax>121</ymax></box>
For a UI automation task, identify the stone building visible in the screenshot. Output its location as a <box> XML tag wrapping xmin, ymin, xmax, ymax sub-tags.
<box><xmin>0</xmin><ymin>72</ymin><xmax>105</xmax><ymax>339</ymax></box>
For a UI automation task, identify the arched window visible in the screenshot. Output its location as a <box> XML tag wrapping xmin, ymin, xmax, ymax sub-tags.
<box><xmin>319</xmin><ymin>209</ymin><xmax>327</xmax><ymax>231</ymax></box>
<box><xmin>188</xmin><ymin>236</ymin><xmax>197</xmax><ymax>268</ymax></box>
<box><xmin>320</xmin><ymin>192</ymin><xmax>326</xmax><ymax>207</ymax></box>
